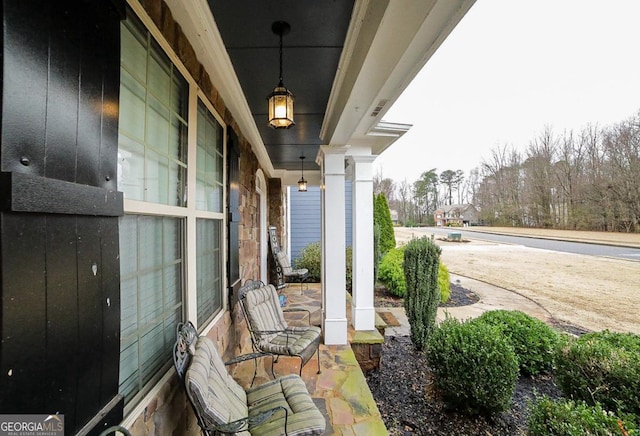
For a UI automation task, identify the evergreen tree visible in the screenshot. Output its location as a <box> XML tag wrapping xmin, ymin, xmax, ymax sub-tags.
<box><xmin>374</xmin><ymin>193</ymin><xmax>396</xmax><ymax>255</ymax></box>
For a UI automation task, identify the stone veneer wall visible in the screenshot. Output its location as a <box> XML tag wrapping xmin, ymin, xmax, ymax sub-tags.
<box><xmin>124</xmin><ymin>1</ymin><xmax>281</xmax><ymax>434</ymax></box>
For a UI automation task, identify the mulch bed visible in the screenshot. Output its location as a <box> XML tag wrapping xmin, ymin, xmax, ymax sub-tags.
<box><xmin>366</xmin><ymin>336</ymin><xmax>563</xmax><ymax>436</ymax></box>
<box><xmin>369</xmin><ymin>282</ymin><xmax>566</xmax><ymax>435</ymax></box>
<box><xmin>374</xmin><ymin>281</ymin><xmax>479</xmax><ymax>309</ymax></box>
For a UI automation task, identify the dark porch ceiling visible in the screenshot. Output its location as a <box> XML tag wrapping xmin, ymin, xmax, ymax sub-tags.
<box><xmin>207</xmin><ymin>1</ymin><xmax>356</xmax><ymax>172</ymax></box>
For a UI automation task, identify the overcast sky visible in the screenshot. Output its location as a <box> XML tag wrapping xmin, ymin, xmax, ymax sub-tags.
<box><xmin>374</xmin><ymin>0</ymin><xmax>640</xmax><ymax>185</ymax></box>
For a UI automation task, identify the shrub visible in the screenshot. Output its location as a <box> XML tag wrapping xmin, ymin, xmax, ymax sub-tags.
<box><xmin>378</xmin><ymin>247</ymin><xmax>406</xmax><ymax>297</ymax></box>
<box><xmin>293</xmin><ymin>242</ymin><xmax>353</xmax><ymax>289</ymax></box>
<box><xmin>374</xmin><ymin>193</ymin><xmax>396</xmax><ymax>255</ymax></box>
<box><xmin>373</xmin><ymin>222</ymin><xmax>381</xmax><ymax>284</ymax></box>
<box><xmin>345</xmin><ymin>246</ymin><xmax>353</xmax><ymax>292</ymax></box>
<box><xmin>555</xmin><ymin>330</ymin><xmax>640</xmax><ymax>416</ymax></box>
<box><xmin>294</xmin><ymin>241</ymin><xmax>321</xmax><ymax>281</ymax></box>
<box><xmin>528</xmin><ymin>396</ymin><xmax>638</xmax><ymax>436</ymax></box>
<box><xmin>473</xmin><ymin>310</ymin><xmax>560</xmax><ymax>375</ymax></box>
<box><xmin>403</xmin><ymin>237</ymin><xmax>441</xmax><ymax>350</ymax></box>
<box><xmin>379</xmin><ymin>246</ymin><xmax>450</xmax><ymax>303</ymax></box>
<box><xmin>427</xmin><ymin>318</ymin><xmax>519</xmax><ymax>415</ymax></box>
<box><xmin>438</xmin><ymin>263</ymin><xmax>451</xmax><ymax>303</ymax></box>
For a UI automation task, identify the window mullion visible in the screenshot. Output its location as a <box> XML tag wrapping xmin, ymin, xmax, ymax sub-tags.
<box><xmin>185</xmin><ymin>82</ymin><xmax>199</xmax><ymax>326</ymax></box>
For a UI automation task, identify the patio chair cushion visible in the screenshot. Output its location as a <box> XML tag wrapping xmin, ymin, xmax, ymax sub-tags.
<box><xmin>244</xmin><ymin>284</ymin><xmax>321</xmax><ymax>356</ymax></box>
<box><xmin>276</xmin><ymin>251</ymin><xmax>308</xmax><ymax>278</ymax></box>
<box><xmin>247</xmin><ymin>375</ymin><xmax>326</xmax><ymax>436</ymax></box>
<box><xmin>244</xmin><ymin>283</ymin><xmax>289</xmax><ymax>342</ymax></box>
<box><xmin>185</xmin><ymin>337</ymin><xmax>249</xmax><ymax>434</ymax></box>
<box><xmin>259</xmin><ymin>328</ymin><xmax>322</xmax><ymax>359</ymax></box>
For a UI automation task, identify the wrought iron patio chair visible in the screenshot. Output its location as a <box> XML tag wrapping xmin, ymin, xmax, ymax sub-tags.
<box><xmin>173</xmin><ymin>321</ymin><xmax>325</xmax><ymax>436</ymax></box>
<box><xmin>238</xmin><ymin>280</ymin><xmax>321</xmax><ymax>377</ymax></box>
<box><xmin>275</xmin><ymin>250</ymin><xmax>309</xmax><ymax>293</ymax></box>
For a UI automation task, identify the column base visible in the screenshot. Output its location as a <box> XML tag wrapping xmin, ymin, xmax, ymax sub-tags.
<box><xmin>323</xmin><ymin>317</ymin><xmax>348</xmax><ymax>345</ymax></box>
<box><xmin>352</xmin><ymin>306</ymin><xmax>375</xmax><ymax>331</ymax></box>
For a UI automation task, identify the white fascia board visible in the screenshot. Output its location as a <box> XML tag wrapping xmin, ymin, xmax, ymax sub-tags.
<box><xmin>164</xmin><ymin>0</ymin><xmax>275</xmax><ymax>176</ymax></box>
<box><xmin>324</xmin><ymin>0</ymin><xmax>475</xmax><ymax>150</ymax></box>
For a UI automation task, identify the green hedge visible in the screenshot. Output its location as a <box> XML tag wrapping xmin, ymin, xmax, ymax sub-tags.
<box><xmin>294</xmin><ymin>241</ymin><xmax>321</xmax><ymax>281</ymax></box>
<box><xmin>438</xmin><ymin>263</ymin><xmax>451</xmax><ymax>303</ymax></box>
<box><xmin>474</xmin><ymin>310</ymin><xmax>560</xmax><ymax>375</ymax></box>
<box><xmin>427</xmin><ymin>318</ymin><xmax>519</xmax><ymax>415</ymax></box>
<box><xmin>293</xmin><ymin>241</ymin><xmax>353</xmax><ymax>290</ymax></box>
<box><xmin>555</xmin><ymin>330</ymin><xmax>640</xmax><ymax>416</ymax></box>
<box><xmin>378</xmin><ymin>247</ymin><xmax>406</xmax><ymax>297</ymax></box>
<box><xmin>374</xmin><ymin>193</ymin><xmax>396</xmax><ymax>255</ymax></box>
<box><xmin>379</xmin><ymin>246</ymin><xmax>450</xmax><ymax>302</ymax></box>
<box><xmin>403</xmin><ymin>237</ymin><xmax>441</xmax><ymax>350</ymax></box>
<box><xmin>528</xmin><ymin>396</ymin><xmax>637</xmax><ymax>436</ymax></box>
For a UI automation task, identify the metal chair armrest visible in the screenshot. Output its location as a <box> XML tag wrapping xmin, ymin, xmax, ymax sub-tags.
<box><xmin>224</xmin><ymin>352</ymin><xmax>271</xmax><ymax>366</ymax></box>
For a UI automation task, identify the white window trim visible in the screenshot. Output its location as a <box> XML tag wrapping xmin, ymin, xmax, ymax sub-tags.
<box><xmin>121</xmin><ymin>0</ymin><xmax>229</xmax><ymax>418</ymax></box>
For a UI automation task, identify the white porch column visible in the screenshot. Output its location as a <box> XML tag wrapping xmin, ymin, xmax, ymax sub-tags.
<box><xmin>349</xmin><ymin>155</ymin><xmax>377</xmax><ymax>331</ymax></box>
<box><xmin>320</xmin><ymin>146</ymin><xmax>348</xmax><ymax>345</ymax></box>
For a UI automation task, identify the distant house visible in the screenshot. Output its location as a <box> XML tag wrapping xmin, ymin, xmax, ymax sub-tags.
<box><xmin>434</xmin><ymin>204</ymin><xmax>480</xmax><ymax>227</ymax></box>
<box><xmin>389</xmin><ymin>209</ymin><xmax>399</xmax><ymax>224</ymax></box>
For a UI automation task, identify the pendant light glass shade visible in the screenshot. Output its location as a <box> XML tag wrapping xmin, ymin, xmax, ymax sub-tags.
<box><xmin>298</xmin><ymin>155</ymin><xmax>307</xmax><ymax>192</ymax></box>
<box><xmin>268</xmin><ymin>84</ymin><xmax>295</xmax><ymax>129</ymax></box>
<box><xmin>268</xmin><ymin>21</ymin><xmax>295</xmax><ymax>129</ymax></box>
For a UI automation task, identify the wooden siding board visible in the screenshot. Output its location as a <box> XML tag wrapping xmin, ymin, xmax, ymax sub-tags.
<box><xmin>1</xmin><ymin>1</ymin><xmax>49</xmax><ymax>175</ymax></box>
<box><xmin>75</xmin><ymin>216</ymin><xmax>104</xmax><ymax>428</ymax></box>
<box><xmin>289</xmin><ymin>181</ymin><xmax>353</xmax><ymax>261</ymax></box>
<box><xmin>44</xmin><ymin>215</ymin><xmax>80</xmax><ymax>430</ymax></box>
<box><xmin>99</xmin><ymin>218</ymin><xmax>122</xmax><ymax>406</ymax></box>
<box><xmin>45</xmin><ymin>3</ymin><xmax>81</xmax><ymax>182</ymax></box>
<box><xmin>0</xmin><ymin>213</ymin><xmax>48</xmax><ymax>413</ymax></box>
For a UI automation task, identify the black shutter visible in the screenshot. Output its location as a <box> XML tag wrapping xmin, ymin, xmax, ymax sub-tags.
<box><xmin>0</xmin><ymin>1</ymin><xmax>125</xmax><ymax>434</ymax></box>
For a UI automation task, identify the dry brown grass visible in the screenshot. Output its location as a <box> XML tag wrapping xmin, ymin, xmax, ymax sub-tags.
<box><xmin>395</xmin><ymin>228</ymin><xmax>640</xmax><ymax>334</ymax></box>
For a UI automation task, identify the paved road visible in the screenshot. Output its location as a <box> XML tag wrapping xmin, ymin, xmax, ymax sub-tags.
<box><xmin>409</xmin><ymin>227</ymin><xmax>640</xmax><ymax>261</ymax></box>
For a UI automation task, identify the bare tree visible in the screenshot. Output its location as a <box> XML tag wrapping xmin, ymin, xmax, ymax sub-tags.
<box><xmin>373</xmin><ymin>169</ymin><xmax>396</xmax><ymax>202</ymax></box>
<box><xmin>523</xmin><ymin>126</ymin><xmax>558</xmax><ymax>227</ymax></box>
<box><xmin>479</xmin><ymin>144</ymin><xmax>523</xmax><ymax>225</ymax></box>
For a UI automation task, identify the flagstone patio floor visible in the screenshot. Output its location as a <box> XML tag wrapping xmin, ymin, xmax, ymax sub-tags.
<box><xmin>231</xmin><ymin>282</ymin><xmax>388</xmax><ymax>436</ymax></box>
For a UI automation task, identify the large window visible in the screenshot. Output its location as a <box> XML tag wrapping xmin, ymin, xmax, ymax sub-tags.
<box><xmin>118</xmin><ymin>216</ymin><xmax>183</xmax><ymax>401</ymax></box>
<box><xmin>118</xmin><ymin>11</ymin><xmax>225</xmax><ymax>408</ymax></box>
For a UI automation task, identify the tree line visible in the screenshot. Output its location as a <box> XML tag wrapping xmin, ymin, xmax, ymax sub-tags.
<box><xmin>374</xmin><ymin>110</ymin><xmax>640</xmax><ymax>233</ymax></box>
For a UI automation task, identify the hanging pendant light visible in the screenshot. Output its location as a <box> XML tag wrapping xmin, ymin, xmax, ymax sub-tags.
<box><xmin>268</xmin><ymin>21</ymin><xmax>295</xmax><ymax>129</ymax></box>
<box><xmin>298</xmin><ymin>155</ymin><xmax>307</xmax><ymax>192</ymax></box>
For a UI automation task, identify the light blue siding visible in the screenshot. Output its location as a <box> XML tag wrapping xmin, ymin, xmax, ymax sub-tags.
<box><xmin>290</xmin><ymin>181</ymin><xmax>353</xmax><ymax>262</ymax></box>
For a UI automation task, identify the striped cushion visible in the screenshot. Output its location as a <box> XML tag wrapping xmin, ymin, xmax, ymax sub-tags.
<box><xmin>259</xmin><ymin>326</ymin><xmax>322</xmax><ymax>357</ymax></box>
<box><xmin>245</xmin><ymin>284</ymin><xmax>288</xmax><ymax>343</ymax></box>
<box><xmin>185</xmin><ymin>337</ymin><xmax>249</xmax><ymax>435</ymax></box>
<box><xmin>276</xmin><ymin>251</ymin><xmax>293</xmax><ymax>274</ymax></box>
<box><xmin>247</xmin><ymin>375</ymin><xmax>326</xmax><ymax>436</ymax></box>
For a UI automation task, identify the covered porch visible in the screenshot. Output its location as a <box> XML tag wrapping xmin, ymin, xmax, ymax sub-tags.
<box><xmin>0</xmin><ymin>1</ymin><xmax>475</xmax><ymax>434</ymax></box>
<box><xmin>170</xmin><ymin>0</ymin><xmax>477</xmax><ymax>344</ymax></box>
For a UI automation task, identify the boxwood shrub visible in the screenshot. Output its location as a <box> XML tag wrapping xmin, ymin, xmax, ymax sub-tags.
<box><xmin>438</xmin><ymin>263</ymin><xmax>451</xmax><ymax>303</ymax></box>
<box><xmin>528</xmin><ymin>396</ymin><xmax>637</xmax><ymax>436</ymax></box>
<box><xmin>294</xmin><ymin>241</ymin><xmax>321</xmax><ymax>281</ymax></box>
<box><xmin>378</xmin><ymin>247</ymin><xmax>406</xmax><ymax>297</ymax></box>
<box><xmin>555</xmin><ymin>330</ymin><xmax>640</xmax><ymax>416</ymax></box>
<box><xmin>427</xmin><ymin>318</ymin><xmax>518</xmax><ymax>415</ymax></box>
<box><xmin>473</xmin><ymin>310</ymin><xmax>560</xmax><ymax>375</ymax></box>
<box><xmin>293</xmin><ymin>242</ymin><xmax>353</xmax><ymax>290</ymax></box>
<box><xmin>378</xmin><ymin>246</ymin><xmax>450</xmax><ymax>303</ymax></box>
